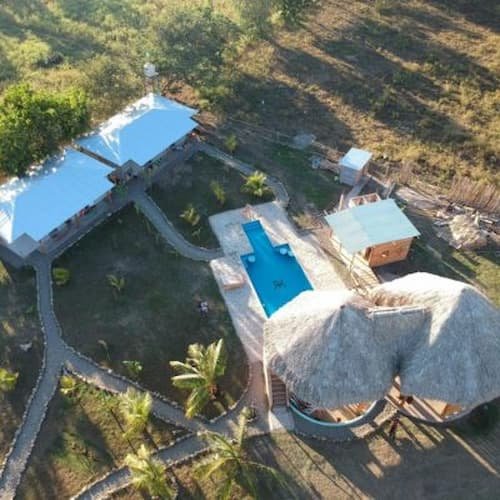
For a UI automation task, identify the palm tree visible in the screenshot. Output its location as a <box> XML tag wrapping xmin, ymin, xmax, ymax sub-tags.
<box><xmin>170</xmin><ymin>339</ymin><xmax>226</xmax><ymax>419</ymax></box>
<box><xmin>241</xmin><ymin>171</ymin><xmax>271</xmax><ymax>198</ymax></box>
<box><xmin>180</xmin><ymin>204</ymin><xmax>200</xmax><ymax>226</ymax></box>
<box><xmin>0</xmin><ymin>368</ymin><xmax>19</xmax><ymax>392</ymax></box>
<box><xmin>107</xmin><ymin>274</ymin><xmax>126</xmax><ymax>298</ymax></box>
<box><xmin>197</xmin><ymin>413</ymin><xmax>283</xmax><ymax>499</ymax></box>
<box><xmin>210</xmin><ymin>180</ymin><xmax>226</xmax><ymax>206</ymax></box>
<box><xmin>125</xmin><ymin>444</ymin><xmax>175</xmax><ymax>499</ymax></box>
<box><xmin>118</xmin><ymin>388</ymin><xmax>153</xmax><ymax>438</ymax></box>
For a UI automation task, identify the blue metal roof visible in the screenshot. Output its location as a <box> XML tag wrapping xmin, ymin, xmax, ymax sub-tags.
<box><xmin>0</xmin><ymin>149</ymin><xmax>114</xmax><ymax>244</ymax></box>
<box><xmin>340</xmin><ymin>148</ymin><xmax>372</xmax><ymax>171</ymax></box>
<box><xmin>325</xmin><ymin>199</ymin><xmax>420</xmax><ymax>254</ymax></box>
<box><xmin>77</xmin><ymin>94</ymin><xmax>198</xmax><ymax>167</ymax></box>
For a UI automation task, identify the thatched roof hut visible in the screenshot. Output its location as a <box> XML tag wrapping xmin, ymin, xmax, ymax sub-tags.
<box><xmin>264</xmin><ymin>290</ymin><xmax>421</xmax><ymax>408</ymax></box>
<box><xmin>368</xmin><ymin>273</ymin><xmax>500</xmax><ymax>408</ymax></box>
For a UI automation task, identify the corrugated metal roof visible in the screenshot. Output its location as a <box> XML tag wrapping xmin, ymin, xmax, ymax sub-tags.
<box><xmin>77</xmin><ymin>93</ymin><xmax>198</xmax><ymax>167</ymax></box>
<box><xmin>325</xmin><ymin>199</ymin><xmax>420</xmax><ymax>254</ymax></box>
<box><xmin>340</xmin><ymin>148</ymin><xmax>372</xmax><ymax>171</ymax></box>
<box><xmin>0</xmin><ymin>149</ymin><xmax>114</xmax><ymax>244</ymax></box>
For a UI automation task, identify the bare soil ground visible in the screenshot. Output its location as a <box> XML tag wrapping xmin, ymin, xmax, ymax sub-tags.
<box><xmin>0</xmin><ymin>264</ymin><xmax>42</xmax><ymax>465</ymax></box>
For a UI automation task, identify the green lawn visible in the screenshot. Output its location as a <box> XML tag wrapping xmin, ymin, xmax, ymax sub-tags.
<box><xmin>53</xmin><ymin>204</ymin><xmax>248</xmax><ymax>418</ymax></box>
<box><xmin>149</xmin><ymin>152</ymin><xmax>274</xmax><ymax>249</ymax></box>
<box><xmin>268</xmin><ymin>144</ymin><xmax>344</xmax><ymax>212</ymax></box>
<box><xmin>0</xmin><ymin>263</ymin><xmax>42</xmax><ymax>464</ymax></box>
<box><xmin>18</xmin><ymin>380</ymin><xmax>184</xmax><ymax>500</ymax></box>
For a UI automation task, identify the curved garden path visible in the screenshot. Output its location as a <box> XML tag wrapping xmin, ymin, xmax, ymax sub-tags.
<box><xmin>0</xmin><ymin>145</ymin><xmax>281</xmax><ymax>499</ymax></box>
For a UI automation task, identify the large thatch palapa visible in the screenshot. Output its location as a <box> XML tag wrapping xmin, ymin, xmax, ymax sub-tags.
<box><xmin>264</xmin><ymin>290</ymin><xmax>427</xmax><ymax>408</ymax></box>
<box><xmin>265</xmin><ymin>272</ymin><xmax>500</xmax><ymax>413</ymax></box>
<box><xmin>368</xmin><ymin>273</ymin><xmax>500</xmax><ymax>408</ymax></box>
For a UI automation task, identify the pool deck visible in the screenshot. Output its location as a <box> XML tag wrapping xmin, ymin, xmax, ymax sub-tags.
<box><xmin>209</xmin><ymin>201</ymin><xmax>347</xmax><ymax>363</ymax></box>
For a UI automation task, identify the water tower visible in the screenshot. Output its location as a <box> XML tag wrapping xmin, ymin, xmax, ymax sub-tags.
<box><xmin>143</xmin><ymin>60</ymin><xmax>159</xmax><ymax>94</ymax></box>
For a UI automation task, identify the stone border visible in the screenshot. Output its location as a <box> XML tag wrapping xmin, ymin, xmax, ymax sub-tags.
<box><xmin>70</xmin><ymin>434</ymin><xmax>199</xmax><ymax>500</ymax></box>
<box><xmin>0</xmin><ymin>264</ymin><xmax>58</xmax><ymax>489</ymax></box>
<box><xmin>291</xmin><ymin>400</ymin><xmax>396</xmax><ymax>443</ymax></box>
<box><xmin>64</xmin><ymin>343</ymin><xmax>252</xmax><ymax>425</ymax></box>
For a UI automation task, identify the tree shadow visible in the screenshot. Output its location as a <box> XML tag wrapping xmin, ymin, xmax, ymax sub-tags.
<box><xmin>224</xmin><ymin>71</ymin><xmax>354</xmax><ymax>149</ymax></box>
<box><xmin>427</xmin><ymin>0</ymin><xmax>500</xmax><ymax>33</ymax></box>
<box><xmin>288</xmin><ymin>417</ymin><xmax>500</xmax><ymax>498</ymax></box>
<box><xmin>0</xmin><ymin>1</ymin><xmax>104</xmax><ymax>63</ymax></box>
<box><xmin>271</xmin><ymin>37</ymin><xmax>470</xmax><ymax>148</ymax></box>
<box><xmin>343</xmin><ymin>16</ymin><xmax>497</xmax><ymax>91</ymax></box>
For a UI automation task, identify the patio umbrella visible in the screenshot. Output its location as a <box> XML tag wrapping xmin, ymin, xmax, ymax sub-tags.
<box><xmin>368</xmin><ymin>273</ymin><xmax>500</xmax><ymax>408</ymax></box>
<box><xmin>264</xmin><ymin>289</ymin><xmax>411</xmax><ymax>408</ymax></box>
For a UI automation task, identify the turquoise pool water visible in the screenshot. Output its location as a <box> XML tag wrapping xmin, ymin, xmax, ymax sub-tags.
<box><xmin>241</xmin><ymin>220</ymin><xmax>312</xmax><ymax>317</ymax></box>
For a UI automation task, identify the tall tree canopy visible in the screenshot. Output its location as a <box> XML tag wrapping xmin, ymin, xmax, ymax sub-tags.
<box><xmin>0</xmin><ymin>83</ymin><xmax>89</xmax><ymax>177</ymax></box>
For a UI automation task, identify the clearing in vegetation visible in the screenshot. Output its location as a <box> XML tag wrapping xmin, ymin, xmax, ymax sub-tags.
<box><xmin>17</xmin><ymin>380</ymin><xmax>185</xmax><ymax>500</ymax></box>
<box><xmin>53</xmin><ymin>205</ymin><xmax>248</xmax><ymax>418</ymax></box>
<box><xmin>0</xmin><ymin>263</ymin><xmax>42</xmax><ymax>465</ymax></box>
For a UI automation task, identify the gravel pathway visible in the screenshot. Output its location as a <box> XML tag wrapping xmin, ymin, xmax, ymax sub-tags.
<box><xmin>199</xmin><ymin>143</ymin><xmax>290</xmax><ymax>208</ymax></box>
<box><xmin>131</xmin><ymin>191</ymin><xmax>224</xmax><ymax>261</ymax></box>
<box><xmin>0</xmin><ymin>146</ymin><xmax>290</xmax><ymax>499</ymax></box>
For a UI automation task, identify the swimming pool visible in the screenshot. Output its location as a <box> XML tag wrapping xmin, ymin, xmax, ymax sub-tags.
<box><xmin>241</xmin><ymin>220</ymin><xmax>312</xmax><ymax>317</ymax></box>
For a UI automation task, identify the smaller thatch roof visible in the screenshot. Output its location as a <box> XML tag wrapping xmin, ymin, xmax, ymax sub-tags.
<box><xmin>368</xmin><ymin>273</ymin><xmax>500</xmax><ymax>408</ymax></box>
<box><xmin>264</xmin><ymin>290</ymin><xmax>401</xmax><ymax>408</ymax></box>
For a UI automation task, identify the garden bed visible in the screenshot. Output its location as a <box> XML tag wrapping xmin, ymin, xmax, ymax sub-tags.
<box><xmin>149</xmin><ymin>152</ymin><xmax>274</xmax><ymax>249</ymax></box>
<box><xmin>0</xmin><ymin>263</ymin><xmax>42</xmax><ymax>465</ymax></box>
<box><xmin>53</xmin><ymin>205</ymin><xmax>248</xmax><ymax>419</ymax></box>
<box><xmin>17</xmin><ymin>381</ymin><xmax>185</xmax><ymax>499</ymax></box>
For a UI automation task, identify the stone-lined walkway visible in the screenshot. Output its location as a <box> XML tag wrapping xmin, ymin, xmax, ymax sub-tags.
<box><xmin>0</xmin><ymin>144</ymin><xmax>286</xmax><ymax>499</ymax></box>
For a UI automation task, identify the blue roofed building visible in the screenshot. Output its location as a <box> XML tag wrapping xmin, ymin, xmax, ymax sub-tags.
<box><xmin>77</xmin><ymin>93</ymin><xmax>198</xmax><ymax>175</ymax></box>
<box><xmin>0</xmin><ymin>149</ymin><xmax>115</xmax><ymax>258</ymax></box>
<box><xmin>325</xmin><ymin>194</ymin><xmax>420</xmax><ymax>267</ymax></box>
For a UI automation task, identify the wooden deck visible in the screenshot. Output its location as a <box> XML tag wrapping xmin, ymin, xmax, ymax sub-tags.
<box><xmin>386</xmin><ymin>382</ymin><xmax>464</xmax><ymax>423</ymax></box>
<box><xmin>307</xmin><ymin>403</ymin><xmax>372</xmax><ymax>424</ymax></box>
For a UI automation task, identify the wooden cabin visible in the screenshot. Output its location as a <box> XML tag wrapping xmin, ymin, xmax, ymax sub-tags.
<box><xmin>325</xmin><ymin>194</ymin><xmax>420</xmax><ymax>267</ymax></box>
<box><xmin>339</xmin><ymin>148</ymin><xmax>372</xmax><ymax>186</ymax></box>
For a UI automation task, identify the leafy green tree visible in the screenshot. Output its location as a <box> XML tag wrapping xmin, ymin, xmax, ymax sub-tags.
<box><xmin>170</xmin><ymin>339</ymin><xmax>226</xmax><ymax>419</ymax></box>
<box><xmin>155</xmin><ymin>6</ymin><xmax>238</xmax><ymax>101</ymax></box>
<box><xmin>210</xmin><ymin>180</ymin><xmax>226</xmax><ymax>206</ymax></box>
<box><xmin>197</xmin><ymin>413</ymin><xmax>283</xmax><ymax>499</ymax></box>
<box><xmin>274</xmin><ymin>0</ymin><xmax>314</xmax><ymax>23</ymax></box>
<box><xmin>0</xmin><ymin>368</ymin><xmax>19</xmax><ymax>392</ymax></box>
<box><xmin>52</xmin><ymin>267</ymin><xmax>71</xmax><ymax>286</ymax></box>
<box><xmin>125</xmin><ymin>444</ymin><xmax>175</xmax><ymax>499</ymax></box>
<box><xmin>234</xmin><ymin>0</ymin><xmax>273</xmax><ymax>35</ymax></box>
<box><xmin>119</xmin><ymin>388</ymin><xmax>153</xmax><ymax>438</ymax></box>
<box><xmin>242</xmin><ymin>171</ymin><xmax>271</xmax><ymax>198</ymax></box>
<box><xmin>0</xmin><ymin>83</ymin><xmax>89</xmax><ymax>176</ymax></box>
<box><xmin>79</xmin><ymin>54</ymin><xmax>142</xmax><ymax>121</ymax></box>
<box><xmin>180</xmin><ymin>204</ymin><xmax>201</xmax><ymax>226</ymax></box>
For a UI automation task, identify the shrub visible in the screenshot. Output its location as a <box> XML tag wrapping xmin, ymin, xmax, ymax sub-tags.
<box><xmin>224</xmin><ymin>133</ymin><xmax>238</xmax><ymax>154</ymax></box>
<box><xmin>52</xmin><ymin>267</ymin><xmax>71</xmax><ymax>286</ymax></box>
<box><xmin>107</xmin><ymin>274</ymin><xmax>126</xmax><ymax>298</ymax></box>
<box><xmin>210</xmin><ymin>180</ymin><xmax>226</xmax><ymax>206</ymax></box>
<box><xmin>180</xmin><ymin>204</ymin><xmax>200</xmax><ymax>226</ymax></box>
